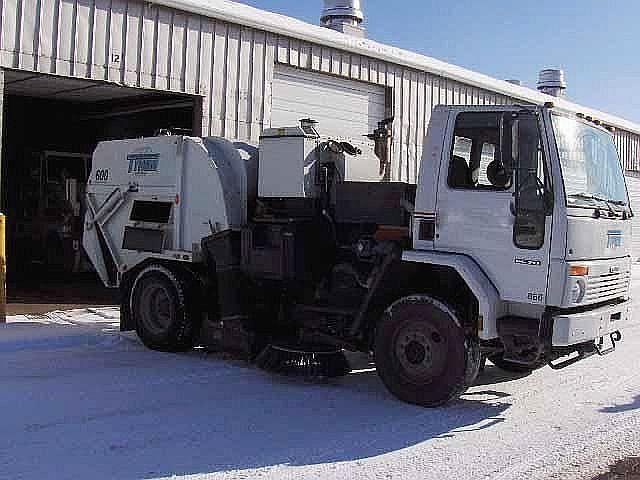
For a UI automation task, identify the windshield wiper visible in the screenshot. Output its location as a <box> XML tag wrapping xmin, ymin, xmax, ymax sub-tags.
<box><xmin>568</xmin><ymin>192</ymin><xmax>623</xmax><ymax>215</ymax></box>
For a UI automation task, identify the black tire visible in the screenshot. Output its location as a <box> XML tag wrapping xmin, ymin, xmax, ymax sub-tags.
<box><xmin>130</xmin><ymin>264</ymin><xmax>201</xmax><ymax>352</ymax></box>
<box><xmin>375</xmin><ymin>296</ymin><xmax>480</xmax><ymax>407</ymax></box>
<box><xmin>119</xmin><ymin>275</ymin><xmax>134</xmax><ymax>333</ymax></box>
<box><xmin>488</xmin><ymin>353</ymin><xmax>545</xmax><ymax>373</ymax></box>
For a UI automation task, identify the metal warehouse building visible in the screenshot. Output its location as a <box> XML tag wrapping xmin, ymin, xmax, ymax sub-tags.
<box><xmin>1</xmin><ymin>0</ymin><xmax>640</xmax><ymax>282</ymax></box>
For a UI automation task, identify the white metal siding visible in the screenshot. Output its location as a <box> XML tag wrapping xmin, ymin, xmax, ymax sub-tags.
<box><xmin>617</xmin><ymin>130</ymin><xmax>640</xmax><ymax>171</ymax></box>
<box><xmin>272</xmin><ymin>65</ymin><xmax>386</xmax><ymax>140</ymax></box>
<box><xmin>0</xmin><ymin>0</ymin><xmax>527</xmax><ymax>183</ymax></box>
<box><xmin>626</xmin><ymin>175</ymin><xmax>640</xmax><ymax>261</ymax></box>
<box><xmin>1</xmin><ymin>0</ymin><xmax>639</xmax><ymax>183</ymax></box>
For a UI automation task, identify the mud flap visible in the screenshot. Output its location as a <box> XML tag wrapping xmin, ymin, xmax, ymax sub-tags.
<box><xmin>119</xmin><ymin>277</ymin><xmax>134</xmax><ymax>332</ymax></box>
<box><xmin>199</xmin><ymin>315</ymin><xmax>255</xmax><ymax>357</ymax></box>
<box><xmin>198</xmin><ymin>231</ymin><xmax>255</xmax><ymax>357</ymax></box>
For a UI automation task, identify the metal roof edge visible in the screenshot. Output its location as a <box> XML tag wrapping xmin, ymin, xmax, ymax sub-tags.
<box><xmin>152</xmin><ymin>0</ymin><xmax>640</xmax><ymax>136</ymax></box>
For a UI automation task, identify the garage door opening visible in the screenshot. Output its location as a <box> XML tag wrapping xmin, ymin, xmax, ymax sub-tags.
<box><xmin>1</xmin><ymin>71</ymin><xmax>201</xmax><ymax>311</ymax></box>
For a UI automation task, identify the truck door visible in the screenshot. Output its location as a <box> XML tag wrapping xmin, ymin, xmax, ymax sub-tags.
<box><xmin>434</xmin><ymin>108</ymin><xmax>553</xmax><ymax>305</ymax></box>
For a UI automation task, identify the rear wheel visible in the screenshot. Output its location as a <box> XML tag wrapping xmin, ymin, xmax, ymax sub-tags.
<box><xmin>130</xmin><ymin>264</ymin><xmax>201</xmax><ymax>352</ymax></box>
<box><xmin>375</xmin><ymin>296</ymin><xmax>480</xmax><ymax>407</ymax></box>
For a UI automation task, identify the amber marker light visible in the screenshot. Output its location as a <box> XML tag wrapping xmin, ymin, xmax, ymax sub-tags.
<box><xmin>569</xmin><ymin>265</ymin><xmax>589</xmax><ymax>276</ymax></box>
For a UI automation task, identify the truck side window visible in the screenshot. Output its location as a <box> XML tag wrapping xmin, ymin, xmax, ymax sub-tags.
<box><xmin>448</xmin><ymin>113</ymin><xmax>512</xmax><ymax>191</ymax></box>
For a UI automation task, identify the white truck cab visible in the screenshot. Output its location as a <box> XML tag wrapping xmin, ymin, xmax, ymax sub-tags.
<box><xmin>408</xmin><ymin>105</ymin><xmax>631</xmax><ymax>367</ymax></box>
<box><xmin>84</xmin><ymin>104</ymin><xmax>631</xmax><ymax>407</ymax></box>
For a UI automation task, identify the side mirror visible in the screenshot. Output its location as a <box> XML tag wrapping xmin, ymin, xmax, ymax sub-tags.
<box><xmin>544</xmin><ymin>189</ymin><xmax>554</xmax><ymax>216</ymax></box>
<box><xmin>512</xmin><ymin>112</ymin><xmax>548</xmax><ymax>249</ymax></box>
<box><xmin>513</xmin><ymin>176</ymin><xmax>548</xmax><ymax>249</ymax></box>
<box><xmin>515</xmin><ymin>173</ymin><xmax>553</xmax><ymax>216</ymax></box>
<box><xmin>514</xmin><ymin>211</ymin><xmax>546</xmax><ymax>249</ymax></box>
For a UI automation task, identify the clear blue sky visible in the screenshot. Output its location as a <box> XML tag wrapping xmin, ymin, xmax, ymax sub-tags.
<box><xmin>237</xmin><ymin>0</ymin><xmax>640</xmax><ymax>124</ymax></box>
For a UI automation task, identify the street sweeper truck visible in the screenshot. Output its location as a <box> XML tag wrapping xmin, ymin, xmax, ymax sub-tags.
<box><xmin>83</xmin><ymin>104</ymin><xmax>632</xmax><ymax>406</ymax></box>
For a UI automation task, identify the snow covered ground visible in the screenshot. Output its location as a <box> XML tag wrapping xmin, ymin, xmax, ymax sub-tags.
<box><xmin>2</xmin><ymin>281</ymin><xmax>640</xmax><ymax>480</ymax></box>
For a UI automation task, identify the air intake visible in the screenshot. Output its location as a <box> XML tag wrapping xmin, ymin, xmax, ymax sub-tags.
<box><xmin>321</xmin><ymin>0</ymin><xmax>365</xmax><ymax>38</ymax></box>
<box><xmin>537</xmin><ymin>69</ymin><xmax>567</xmax><ymax>98</ymax></box>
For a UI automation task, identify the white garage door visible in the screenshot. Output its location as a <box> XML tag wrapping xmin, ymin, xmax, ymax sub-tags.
<box><xmin>271</xmin><ymin>65</ymin><xmax>387</xmax><ymax>141</ymax></box>
<box><xmin>626</xmin><ymin>174</ymin><xmax>640</xmax><ymax>261</ymax></box>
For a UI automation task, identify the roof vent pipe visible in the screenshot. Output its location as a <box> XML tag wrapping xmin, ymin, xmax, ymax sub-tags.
<box><xmin>321</xmin><ymin>0</ymin><xmax>365</xmax><ymax>38</ymax></box>
<box><xmin>537</xmin><ymin>69</ymin><xmax>567</xmax><ymax>97</ymax></box>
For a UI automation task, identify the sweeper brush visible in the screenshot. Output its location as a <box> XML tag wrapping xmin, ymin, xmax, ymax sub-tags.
<box><xmin>255</xmin><ymin>343</ymin><xmax>352</xmax><ymax>379</ymax></box>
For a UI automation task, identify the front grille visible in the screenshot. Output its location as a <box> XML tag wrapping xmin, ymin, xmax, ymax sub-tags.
<box><xmin>585</xmin><ymin>270</ymin><xmax>631</xmax><ymax>304</ymax></box>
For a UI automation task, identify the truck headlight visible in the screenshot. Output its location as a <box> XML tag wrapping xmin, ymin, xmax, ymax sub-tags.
<box><xmin>570</xmin><ymin>278</ymin><xmax>586</xmax><ymax>304</ymax></box>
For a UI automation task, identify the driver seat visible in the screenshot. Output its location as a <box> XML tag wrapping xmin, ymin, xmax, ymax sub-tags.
<box><xmin>449</xmin><ymin>155</ymin><xmax>472</xmax><ymax>187</ymax></box>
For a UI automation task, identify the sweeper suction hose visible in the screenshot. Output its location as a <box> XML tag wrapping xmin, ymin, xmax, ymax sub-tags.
<box><xmin>256</xmin><ymin>343</ymin><xmax>351</xmax><ymax>379</ymax></box>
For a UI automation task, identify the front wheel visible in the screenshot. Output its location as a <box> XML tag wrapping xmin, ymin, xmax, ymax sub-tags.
<box><xmin>375</xmin><ymin>296</ymin><xmax>480</xmax><ymax>407</ymax></box>
<box><xmin>130</xmin><ymin>264</ymin><xmax>201</xmax><ymax>352</ymax></box>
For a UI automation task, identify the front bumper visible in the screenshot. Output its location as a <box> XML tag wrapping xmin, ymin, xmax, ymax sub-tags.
<box><xmin>552</xmin><ymin>299</ymin><xmax>631</xmax><ymax>347</ymax></box>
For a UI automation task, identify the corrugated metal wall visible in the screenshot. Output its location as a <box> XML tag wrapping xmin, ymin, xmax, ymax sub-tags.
<box><xmin>1</xmin><ymin>0</ymin><xmax>638</xmax><ymax>182</ymax></box>
<box><xmin>615</xmin><ymin>129</ymin><xmax>640</xmax><ymax>172</ymax></box>
<box><xmin>272</xmin><ymin>36</ymin><xmax>520</xmax><ymax>182</ymax></box>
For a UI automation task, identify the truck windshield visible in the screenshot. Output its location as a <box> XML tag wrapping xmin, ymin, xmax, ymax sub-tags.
<box><xmin>552</xmin><ymin>114</ymin><xmax>628</xmax><ymax>208</ymax></box>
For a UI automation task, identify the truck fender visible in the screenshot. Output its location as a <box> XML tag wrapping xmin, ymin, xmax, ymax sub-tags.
<box><xmin>401</xmin><ymin>250</ymin><xmax>503</xmax><ymax>340</ymax></box>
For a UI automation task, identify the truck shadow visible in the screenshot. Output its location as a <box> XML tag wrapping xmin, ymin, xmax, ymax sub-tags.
<box><xmin>4</xmin><ymin>327</ymin><xmax>512</xmax><ymax>480</ymax></box>
<box><xmin>475</xmin><ymin>365</ymin><xmax>532</xmax><ymax>386</ymax></box>
<box><xmin>121</xmin><ymin>363</ymin><xmax>512</xmax><ymax>479</ymax></box>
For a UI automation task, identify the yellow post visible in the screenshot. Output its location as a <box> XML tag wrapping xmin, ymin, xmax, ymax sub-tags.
<box><xmin>0</xmin><ymin>213</ymin><xmax>5</xmax><ymax>323</ymax></box>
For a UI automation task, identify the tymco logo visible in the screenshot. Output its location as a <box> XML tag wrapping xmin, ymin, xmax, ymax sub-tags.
<box><xmin>127</xmin><ymin>149</ymin><xmax>160</xmax><ymax>175</ymax></box>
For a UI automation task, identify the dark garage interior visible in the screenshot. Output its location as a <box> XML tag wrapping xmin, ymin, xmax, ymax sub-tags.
<box><xmin>1</xmin><ymin>71</ymin><xmax>200</xmax><ymax>312</ymax></box>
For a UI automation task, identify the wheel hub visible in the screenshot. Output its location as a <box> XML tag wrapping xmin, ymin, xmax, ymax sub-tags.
<box><xmin>405</xmin><ymin>340</ymin><xmax>428</xmax><ymax>365</ymax></box>
<box><xmin>139</xmin><ymin>282</ymin><xmax>173</xmax><ymax>334</ymax></box>
<box><xmin>394</xmin><ymin>323</ymin><xmax>446</xmax><ymax>384</ymax></box>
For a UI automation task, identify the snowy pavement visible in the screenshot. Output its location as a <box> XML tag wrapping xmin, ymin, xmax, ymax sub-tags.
<box><xmin>2</xmin><ymin>291</ymin><xmax>640</xmax><ymax>479</ymax></box>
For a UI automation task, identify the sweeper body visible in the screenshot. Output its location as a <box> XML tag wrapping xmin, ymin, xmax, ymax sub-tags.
<box><xmin>84</xmin><ymin>105</ymin><xmax>632</xmax><ymax>406</ymax></box>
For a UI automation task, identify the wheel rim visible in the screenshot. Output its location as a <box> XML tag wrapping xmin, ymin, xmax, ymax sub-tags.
<box><xmin>138</xmin><ymin>280</ymin><xmax>174</xmax><ymax>335</ymax></box>
<box><xmin>393</xmin><ymin>320</ymin><xmax>448</xmax><ymax>384</ymax></box>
